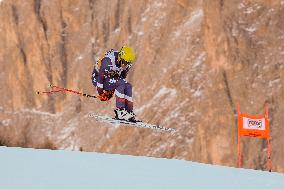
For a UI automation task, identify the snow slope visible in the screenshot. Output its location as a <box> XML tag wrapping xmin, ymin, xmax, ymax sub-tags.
<box><xmin>0</xmin><ymin>147</ymin><xmax>283</xmax><ymax>189</ymax></box>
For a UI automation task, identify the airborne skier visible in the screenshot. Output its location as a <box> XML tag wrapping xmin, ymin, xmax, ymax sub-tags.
<box><xmin>36</xmin><ymin>46</ymin><xmax>175</xmax><ymax>131</ymax></box>
<box><xmin>91</xmin><ymin>46</ymin><xmax>140</xmax><ymax>122</ymax></box>
<box><xmin>35</xmin><ymin>46</ymin><xmax>172</xmax><ymax>130</ymax></box>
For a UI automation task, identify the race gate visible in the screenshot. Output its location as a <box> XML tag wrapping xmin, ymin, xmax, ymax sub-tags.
<box><xmin>237</xmin><ymin>103</ymin><xmax>272</xmax><ymax>172</ymax></box>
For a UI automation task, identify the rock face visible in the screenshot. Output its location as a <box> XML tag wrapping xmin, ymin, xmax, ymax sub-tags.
<box><xmin>0</xmin><ymin>0</ymin><xmax>284</xmax><ymax>172</ymax></box>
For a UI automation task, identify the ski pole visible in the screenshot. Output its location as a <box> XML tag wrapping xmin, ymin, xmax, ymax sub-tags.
<box><xmin>49</xmin><ymin>84</ymin><xmax>97</xmax><ymax>98</ymax></box>
<box><xmin>36</xmin><ymin>89</ymin><xmax>66</xmax><ymax>95</ymax></box>
<box><xmin>36</xmin><ymin>84</ymin><xmax>97</xmax><ymax>99</ymax></box>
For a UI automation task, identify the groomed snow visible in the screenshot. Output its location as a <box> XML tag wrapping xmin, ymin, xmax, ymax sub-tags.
<box><xmin>0</xmin><ymin>147</ymin><xmax>283</xmax><ymax>189</ymax></box>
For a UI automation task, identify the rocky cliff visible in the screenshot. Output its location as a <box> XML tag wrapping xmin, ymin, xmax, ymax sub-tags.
<box><xmin>1</xmin><ymin>0</ymin><xmax>284</xmax><ymax>172</ymax></box>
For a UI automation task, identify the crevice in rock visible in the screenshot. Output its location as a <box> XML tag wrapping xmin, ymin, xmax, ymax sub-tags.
<box><xmin>127</xmin><ymin>14</ymin><xmax>132</xmax><ymax>34</ymax></box>
<box><xmin>34</xmin><ymin>0</ymin><xmax>48</xmax><ymax>41</ymax></box>
<box><xmin>34</xmin><ymin>0</ymin><xmax>52</xmax><ymax>78</ymax></box>
<box><xmin>114</xmin><ymin>0</ymin><xmax>121</xmax><ymax>30</ymax></box>
<box><xmin>89</xmin><ymin>0</ymin><xmax>96</xmax><ymax>62</ymax></box>
<box><xmin>34</xmin><ymin>0</ymin><xmax>54</xmax><ymax>111</ymax></box>
<box><xmin>11</xmin><ymin>5</ymin><xmax>28</xmax><ymax>66</ymax></box>
<box><xmin>18</xmin><ymin>46</ymin><xmax>36</xmax><ymax>107</ymax></box>
<box><xmin>11</xmin><ymin>6</ymin><xmax>37</xmax><ymax>107</ymax></box>
<box><xmin>89</xmin><ymin>0</ymin><xmax>95</xmax><ymax>17</ymax></box>
<box><xmin>103</xmin><ymin>21</ymin><xmax>109</xmax><ymax>46</ymax></box>
<box><xmin>11</xmin><ymin>5</ymin><xmax>19</xmax><ymax>26</ymax></box>
<box><xmin>60</xmin><ymin>10</ymin><xmax>68</xmax><ymax>88</ymax></box>
<box><xmin>222</xmin><ymin>70</ymin><xmax>236</xmax><ymax>116</ymax></box>
<box><xmin>89</xmin><ymin>0</ymin><xmax>95</xmax><ymax>29</ymax></box>
<box><xmin>20</xmin><ymin>47</ymin><xmax>27</xmax><ymax>65</ymax></box>
<box><xmin>220</xmin><ymin>0</ymin><xmax>224</xmax><ymax>10</ymax></box>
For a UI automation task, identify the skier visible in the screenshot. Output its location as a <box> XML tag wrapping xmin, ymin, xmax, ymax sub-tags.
<box><xmin>91</xmin><ymin>46</ymin><xmax>140</xmax><ymax>122</ymax></box>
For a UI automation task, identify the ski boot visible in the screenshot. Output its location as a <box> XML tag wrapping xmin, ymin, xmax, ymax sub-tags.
<box><xmin>114</xmin><ymin>108</ymin><xmax>142</xmax><ymax>123</ymax></box>
<box><xmin>114</xmin><ymin>108</ymin><xmax>132</xmax><ymax>121</ymax></box>
<box><xmin>127</xmin><ymin>111</ymin><xmax>142</xmax><ymax>123</ymax></box>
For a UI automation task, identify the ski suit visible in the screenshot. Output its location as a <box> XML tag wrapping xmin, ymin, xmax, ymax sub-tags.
<box><xmin>92</xmin><ymin>50</ymin><xmax>133</xmax><ymax>112</ymax></box>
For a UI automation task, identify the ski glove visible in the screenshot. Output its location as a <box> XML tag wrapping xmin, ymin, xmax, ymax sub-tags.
<box><xmin>97</xmin><ymin>86</ymin><xmax>104</xmax><ymax>96</ymax></box>
<box><xmin>98</xmin><ymin>90</ymin><xmax>114</xmax><ymax>101</ymax></box>
<box><xmin>98</xmin><ymin>94</ymin><xmax>109</xmax><ymax>101</ymax></box>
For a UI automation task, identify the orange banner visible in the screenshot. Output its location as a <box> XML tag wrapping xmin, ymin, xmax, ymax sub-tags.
<box><xmin>238</xmin><ymin>113</ymin><xmax>270</xmax><ymax>138</ymax></box>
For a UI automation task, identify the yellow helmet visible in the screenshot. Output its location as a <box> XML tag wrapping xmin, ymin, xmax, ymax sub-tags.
<box><xmin>118</xmin><ymin>46</ymin><xmax>136</xmax><ymax>63</ymax></box>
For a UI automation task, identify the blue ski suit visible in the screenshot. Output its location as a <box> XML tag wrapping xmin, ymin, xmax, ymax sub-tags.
<box><xmin>92</xmin><ymin>50</ymin><xmax>133</xmax><ymax>112</ymax></box>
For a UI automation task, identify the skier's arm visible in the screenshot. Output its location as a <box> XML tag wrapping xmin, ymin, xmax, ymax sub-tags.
<box><xmin>96</xmin><ymin>58</ymin><xmax>108</xmax><ymax>95</ymax></box>
<box><xmin>121</xmin><ymin>65</ymin><xmax>131</xmax><ymax>79</ymax></box>
<box><xmin>91</xmin><ymin>66</ymin><xmax>97</xmax><ymax>87</ymax></box>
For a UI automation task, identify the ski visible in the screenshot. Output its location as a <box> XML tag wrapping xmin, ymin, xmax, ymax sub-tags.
<box><xmin>88</xmin><ymin>113</ymin><xmax>176</xmax><ymax>132</ymax></box>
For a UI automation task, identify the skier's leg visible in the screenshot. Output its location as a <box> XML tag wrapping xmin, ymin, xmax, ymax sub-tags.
<box><xmin>114</xmin><ymin>80</ymin><xmax>130</xmax><ymax>120</ymax></box>
<box><xmin>124</xmin><ymin>81</ymin><xmax>141</xmax><ymax>122</ymax></box>
<box><xmin>125</xmin><ymin>82</ymin><xmax>133</xmax><ymax>112</ymax></box>
<box><xmin>114</xmin><ymin>79</ymin><xmax>140</xmax><ymax>122</ymax></box>
<box><xmin>115</xmin><ymin>80</ymin><xmax>126</xmax><ymax>110</ymax></box>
